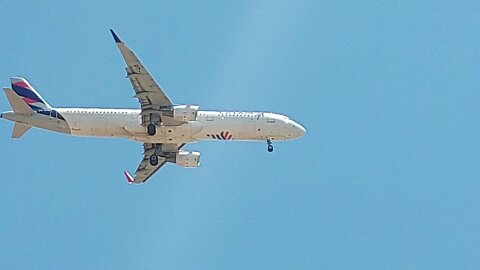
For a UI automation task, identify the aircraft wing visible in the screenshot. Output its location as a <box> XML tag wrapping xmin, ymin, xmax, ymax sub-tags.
<box><xmin>110</xmin><ymin>29</ymin><xmax>181</xmax><ymax>125</ymax></box>
<box><xmin>124</xmin><ymin>143</ymin><xmax>185</xmax><ymax>184</ymax></box>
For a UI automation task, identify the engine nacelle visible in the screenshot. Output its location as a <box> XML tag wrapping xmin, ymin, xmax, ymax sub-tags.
<box><xmin>176</xmin><ymin>151</ymin><xmax>201</xmax><ymax>167</ymax></box>
<box><xmin>172</xmin><ymin>105</ymin><xmax>199</xmax><ymax>122</ymax></box>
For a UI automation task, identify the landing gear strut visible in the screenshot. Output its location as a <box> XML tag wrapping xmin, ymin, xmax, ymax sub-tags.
<box><xmin>147</xmin><ymin>123</ymin><xmax>156</xmax><ymax>136</ymax></box>
<box><xmin>149</xmin><ymin>155</ymin><xmax>159</xmax><ymax>166</ymax></box>
<box><xmin>267</xmin><ymin>139</ymin><xmax>274</xmax><ymax>152</ymax></box>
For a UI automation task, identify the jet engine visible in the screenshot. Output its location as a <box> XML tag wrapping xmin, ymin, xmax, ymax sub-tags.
<box><xmin>171</xmin><ymin>105</ymin><xmax>199</xmax><ymax>122</ymax></box>
<box><xmin>175</xmin><ymin>151</ymin><xmax>201</xmax><ymax>167</ymax></box>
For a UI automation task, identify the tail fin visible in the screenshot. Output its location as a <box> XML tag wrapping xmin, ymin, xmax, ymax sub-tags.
<box><xmin>3</xmin><ymin>87</ymin><xmax>35</xmax><ymax>115</ymax></box>
<box><xmin>10</xmin><ymin>77</ymin><xmax>51</xmax><ymax>111</ymax></box>
<box><xmin>2</xmin><ymin>88</ymin><xmax>33</xmax><ymax>138</ymax></box>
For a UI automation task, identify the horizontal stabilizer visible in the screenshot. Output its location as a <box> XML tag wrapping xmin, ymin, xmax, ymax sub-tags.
<box><xmin>3</xmin><ymin>88</ymin><xmax>35</xmax><ymax>115</ymax></box>
<box><xmin>12</xmin><ymin>123</ymin><xmax>31</xmax><ymax>138</ymax></box>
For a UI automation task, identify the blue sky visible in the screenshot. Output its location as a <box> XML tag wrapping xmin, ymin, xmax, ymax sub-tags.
<box><xmin>1</xmin><ymin>0</ymin><xmax>480</xmax><ymax>269</ymax></box>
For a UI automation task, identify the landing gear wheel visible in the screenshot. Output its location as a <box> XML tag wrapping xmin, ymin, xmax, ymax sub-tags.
<box><xmin>147</xmin><ymin>124</ymin><xmax>156</xmax><ymax>136</ymax></box>
<box><xmin>267</xmin><ymin>139</ymin><xmax>274</xmax><ymax>152</ymax></box>
<box><xmin>149</xmin><ymin>155</ymin><xmax>159</xmax><ymax>166</ymax></box>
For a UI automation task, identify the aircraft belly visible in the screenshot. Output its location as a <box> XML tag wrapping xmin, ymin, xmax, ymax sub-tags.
<box><xmin>63</xmin><ymin>113</ymin><xmax>131</xmax><ymax>138</ymax></box>
<box><xmin>128</xmin><ymin>121</ymin><xmax>202</xmax><ymax>144</ymax></box>
<box><xmin>32</xmin><ymin>114</ymin><xmax>71</xmax><ymax>134</ymax></box>
<box><xmin>194</xmin><ymin>117</ymin><xmax>259</xmax><ymax>141</ymax></box>
<box><xmin>240</xmin><ymin>119</ymin><xmax>257</xmax><ymax>139</ymax></box>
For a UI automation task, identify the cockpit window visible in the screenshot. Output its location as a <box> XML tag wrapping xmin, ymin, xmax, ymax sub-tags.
<box><xmin>267</xmin><ymin>118</ymin><xmax>276</xmax><ymax>123</ymax></box>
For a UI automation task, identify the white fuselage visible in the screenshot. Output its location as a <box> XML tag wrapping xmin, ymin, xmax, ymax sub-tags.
<box><xmin>2</xmin><ymin>30</ymin><xmax>307</xmax><ymax>183</ymax></box>
<box><xmin>33</xmin><ymin>108</ymin><xmax>306</xmax><ymax>144</ymax></box>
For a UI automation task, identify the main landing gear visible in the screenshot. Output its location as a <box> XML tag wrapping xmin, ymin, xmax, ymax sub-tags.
<box><xmin>149</xmin><ymin>155</ymin><xmax>159</xmax><ymax>166</ymax></box>
<box><xmin>267</xmin><ymin>139</ymin><xmax>274</xmax><ymax>152</ymax></box>
<box><xmin>147</xmin><ymin>123</ymin><xmax>156</xmax><ymax>136</ymax></box>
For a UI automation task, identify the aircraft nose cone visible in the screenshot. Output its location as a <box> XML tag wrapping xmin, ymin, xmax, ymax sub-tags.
<box><xmin>296</xmin><ymin>123</ymin><xmax>306</xmax><ymax>137</ymax></box>
<box><xmin>298</xmin><ymin>123</ymin><xmax>306</xmax><ymax>136</ymax></box>
<box><xmin>290</xmin><ymin>121</ymin><xmax>306</xmax><ymax>139</ymax></box>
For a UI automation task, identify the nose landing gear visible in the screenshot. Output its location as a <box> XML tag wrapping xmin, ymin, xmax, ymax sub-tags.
<box><xmin>267</xmin><ymin>139</ymin><xmax>274</xmax><ymax>152</ymax></box>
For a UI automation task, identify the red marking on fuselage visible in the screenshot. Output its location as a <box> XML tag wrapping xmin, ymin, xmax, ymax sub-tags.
<box><xmin>211</xmin><ymin>131</ymin><xmax>233</xmax><ymax>140</ymax></box>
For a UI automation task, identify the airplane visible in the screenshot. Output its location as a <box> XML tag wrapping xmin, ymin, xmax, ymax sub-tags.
<box><xmin>1</xmin><ymin>29</ymin><xmax>306</xmax><ymax>184</ymax></box>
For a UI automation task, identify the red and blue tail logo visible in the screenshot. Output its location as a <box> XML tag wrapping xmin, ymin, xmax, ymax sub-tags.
<box><xmin>10</xmin><ymin>77</ymin><xmax>51</xmax><ymax>111</ymax></box>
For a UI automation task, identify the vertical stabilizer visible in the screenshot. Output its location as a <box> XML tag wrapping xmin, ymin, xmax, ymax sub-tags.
<box><xmin>3</xmin><ymin>88</ymin><xmax>35</xmax><ymax>115</ymax></box>
<box><xmin>10</xmin><ymin>77</ymin><xmax>51</xmax><ymax>111</ymax></box>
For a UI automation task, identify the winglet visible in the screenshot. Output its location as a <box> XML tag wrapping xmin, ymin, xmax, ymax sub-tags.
<box><xmin>124</xmin><ymin>171</ymin><xmax>135</xmax><ymax>183</ymax></box>
<box><xmin>110</xmin><ymin>29</ymin><xmax>122</xmax><ymax>43</ymax></box>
